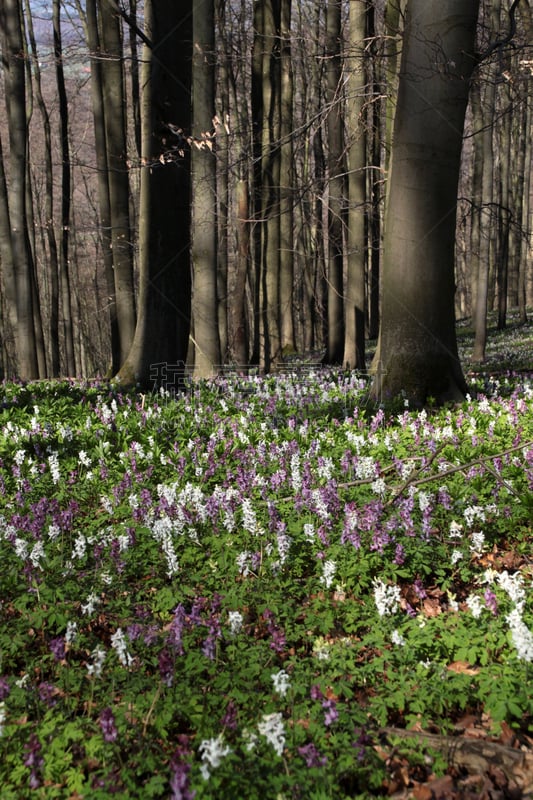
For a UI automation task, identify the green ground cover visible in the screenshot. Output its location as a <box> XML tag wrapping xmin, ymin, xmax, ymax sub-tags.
<box><xmin>0</xmin><ymin>328</ymin><xmax>532</xmax><ymax>797</ymax></box>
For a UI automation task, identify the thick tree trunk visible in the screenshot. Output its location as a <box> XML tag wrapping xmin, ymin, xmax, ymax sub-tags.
<box><xmin>116</xmin><ymin>0</ymin><xmax>192</xmax><ymax>389</ymax></box>
<box><xmin>192</xmin><ymin>0</ymin><xmax>221</xmax><ymax>378</ymax></box>
<box><xmin>372</xmin><ymin>0</ymin><xmax>479</xmax><ymax>407</ymax></box>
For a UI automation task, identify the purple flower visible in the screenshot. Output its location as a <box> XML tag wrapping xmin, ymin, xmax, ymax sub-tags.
<box><xmin>310</xmin><ymin>684</ymin><xmax>323</xmax><ymax>701</ymax></box>
<box><xmin>49</xmin><ymin>636</ymin><xmax>65</xmax><ymax>661</ymax></box>
<box><xmin>322</xmin><ymin>699</ymin><xmax>338</xmax><ymax>726</ymax></box>
<box><xmin>298</xmin><ymin>742</ymin><xmax>327</xmax><ymax>767</ymax></box>
<box><xmin>24</xmin><ymin>733</ymin><xmax>44</xmax><ymax>789</ymax></box>
<box><xmin>159</xmin><ymin>648</ymin><xmax>175</xmax><ymax>687</ymax></box>
<box><xmin>169</xmin><ymin>736</ymin><xmax>196</xmax><ymax>800</ymax></box>
<box><xmin>0</xmin><ymin>676</ymin><xmax>10</xmax><ymax>700</ymax></box>
<box><xmin>221</xmin><ymin>699</ymin><xmax>238</xmax><ymax>731</ymax></box>
<box><xmin>38</xmin><ymin>681</ymin><xmax>58</xmax><ymax>708</ymax></box>
<box><xmin>99</xmin><ymin>707</ymin><xmax>118</xmax><ymax>743</ymax></box>
<box><xmin>484</xmin><ymin>588</ymin><xmax>498</xmax><ymax>616</ymax></box>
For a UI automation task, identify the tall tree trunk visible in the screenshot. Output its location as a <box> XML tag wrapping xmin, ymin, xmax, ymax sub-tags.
<box><xmin>25</xmin><ymin>0</ymin><xmax>60</xmax><ymax>375</ymax></box>
<box><xmin>279</xmin><ymin>0</ymin><xmax>295</xmax><ymax>356</ymax></box>
<box><xmin>99</xmin><ymin>0</ymin><xmax>136</xmax><ymax>364</ymax></box>
<box><xmin>0</xmin><ymin>130</ymin><xmax>18</xmax><ymax>375</ymax></box>
<box><xmin>0</xmin><ymin>0</ymin><xmax>39</xmax><ymax>379</ymax></box>
<box><xmin>470</xmin><ymin>79</ymin><xmax>489</xmax><ymax>364</ymax></box>
<box><xmin>116</xmin><ymin>0</ymin><xmax>192</xmax><ymax>389</ymax></box>
<box><xmin>344</xmin><ymin>0</ymin><xmax>367</xmax><ymax>370</ymax></box>
<box><xmin>53</xmin><ymin>0</ymin><xmax>76</xmax><ymax>375</ymax></box>
<box><xmin>85</xmin><ymin>0</ymin><xmax>121</xmax><ymax>374</ymax></box>
<box><xmin>324</xmin><ymin>0</ymin><xmax>344</xmax><ymax>364</ymax></box>
<box><xmin>192</xmin><ymin>0</ymin><xmax>221</xmax><ymax>378</ymax></box>
<box><xmin>371</xmin><ymin>0</ymin><xmax>479</xmax><ymax>406</ymax></box>
<box><xmin>367</xmin><ymin>0</ymin><xmax>381</xmax><ymax>341</ymax></box>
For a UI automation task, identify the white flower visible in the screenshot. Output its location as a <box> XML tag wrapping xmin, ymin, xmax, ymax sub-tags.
<box><xmin>14</xmin><ymin>538</ymin><xmax>28</xmax><ymax>560</ymax></box>
<box><xmin>72</xmin><ymin>533</ymin><xmax>87</xmax><ymax>560</ymax></box>
<box><xmin>506</xmin><ymin>609</ymin><xmax>533</xmax><ymax>662</ymax></box>
<box><xmin>451</xmin><ymin>549</ymin><xmax>463</xmax><ymax>565</ymax></box>
<box><xmin>86</xmin><ymin>645</ymin><xmax>106</xmax><ymax>678</ymax></box>
<box><xmin>14</xmin><ymin>449</ymin><xmax>26</xmax><ymax>467</ymax></box>
<box><xmin>466</xmin><ymin>594</ymin><xmax>484</xmax><ymax>619</ymax></box>
<box><xmin>30</xmin><ymin>542</ymin><xmax>45</xmax><ymax>569</ymax></box>
<box><xmin>65</xmin><ymin>621</ymin><xmax>78</xmax><ymax>644</ymax></box>
<box><xmin>0</xmin><ymin>702</ymin><xmax>5</xmax><ymax>737</ymax></box>
<box><xmin>469</xmin><ymin>531</ymin><xmax>485</xmax><ymax>555</ymax></box>
<box><xmin>199</xmin><ymin>734</ymin><xmax>232</xmax><ymax>779</ymax></box>
<box><xmin>464</xmin><ymin>505</ymin><xmax>485</xmax><ymax>528</ymax></box>
<box><xmin>371</xmin><ymin>477</ymin><xmax>387</xmax><ymax>497</ymax></box>
<box><xmin>449</xmin><ymin>520</ymin><xmax>463</xmax><ymax>538</ymax></box>
<box><xmin>258</xmin><ymin>712</ymin><xmax>286</xmax><ymax>757</ymax></box>
<box><xmin>303</xmin><ymin>523</ymin><xmax>315</xmax><ymax>541</ymax></box>
<box><xmin>418</xmin><ymin>491</ymin><xmax>431</xmax><ymax>513</ymax></box>
<box><xmin>373</xmin><ymin>578</ymin><xmax>401</xmax><ymax>617</ymax></box>
<box><xmin>78</xmin><ymin>450</ymin><xmax>91</xmax><ymax>468</ymax></box>
<box><xmin>320</xmin><ymin>560</ymin><xmax>336</xmax><ymax>589</ymax></box>
<box><xmin>228</xmin><ymin>611</ymin><xmax>243</xmax><ymax>636</ymax></box>
<box><xmin>391</xmin><ymin>629</ymin><xmax>406</xmax><ymax>646</ymax></box>
<box><xmin>243</xmin><ymin>729</ymin><xmax>259</xmax><ymax>752</ymax></box>
<box><xmin>271</xmin><ymin>669</ymin><xmax>291</xmax><ymax>697</ymax></box>
<box><xmin>236</xmin><ymin>551</ymin><xmax>252</xmax><ymax>576</ymax></box>
<box><xmin>48</xmin><ymin>452</ymin><xmax>61</xmax><ymax>484</ymax></box>
<box><xmin>497</xmin><ymin>571</ymin><xmax>525</xmax><ymax>609</ymax></box>
<box><xmin>290</xmin><ymin>453</ymin><xmax>302</xmax><ymax>493</ymax></box>
<box><xmin>81</xmin><ymin>592</ymin><xmax>100</xmax><ymax>616</ymax></box>
<box><xmin>111</xmin><ymin>627</ymin><xmax>133</xmax><ymax>668</ymax></box>
<box><xmin>242</xmin><ymin>498</ymin><xmax>260</xmax><ymax>535</ymax></box>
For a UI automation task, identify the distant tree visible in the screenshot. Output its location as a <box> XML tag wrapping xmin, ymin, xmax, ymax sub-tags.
<box><xmin>372</xmin><ymin>0</ymin><xmax>479</xmax><ymax>405</ymax></box>
<box><xmin>53</xmin><ymin>0</ymin><xmax>76</xmax><ymax>375</ymax></box>
<box><xmin>324</xmin><ymin>0</ymin><xmax>344</xmax><ymax>364</ymax></box>
<box><xmin>344</xmin><ymin>0</ymin><xmax>368</xmax><ymax>370</ymax></box>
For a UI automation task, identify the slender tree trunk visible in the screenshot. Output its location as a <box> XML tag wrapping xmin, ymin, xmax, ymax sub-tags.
<box><xmin>470</xmin><ymin>80</ymin><xmax>489</xmax><ymax>364</ymax></box>
<box><xmin>53</xmin><ymin>0</ymin><xmax>76</xmax><ymax>375</ymax></box>
<box><xmin>215</xmin><ymin>0</ymin><xmax>229</xmax><ymax>362</ymax></box>
<box><xmin>192</xmin><ymin>0</ymin><xmax>221</xmax><ymax>378</ymax></box>
<box><xmin>99</xmin><ymin>0</ymin><xmax>136</xmax><ymax>364</ymax></box>
<box><xmin>324</xmin><ymin>0</ymin><xmax>344</xmax><ymax>364</ymax></box>
<box><xmin>344</xmin><ymin>0</ymin><xmax>367</xmax><ymax>370</ymax></box>
<box><xmin>85</xmin><ymin>0</ymin><xmax>121</xmax><ymax>373</ymax></box>
<box><xmin>25</xmin><ymin>0</ymin><xmax>60</xmax><ymax>375</ymax></box>
<box><xmin>0</xmin><ymin>0</ymin><xmax>39</xmax><ymax>378</ymax></box>
<box><xmin>279</xmin><ymin>0</ymin><xmax>295</xmax><ymax>356</ymax></box>
<box><xmin>367</xmin><ymin>0</ymin><xmax>381</xmax><ymax>340</ymax></box>
<box><xmin>229</xmin><ymin>179</ymin><xmax>250</xmax><ymax>365</ymax></box>
<box><xmin>371</xmin><ymin>0</ymin><xmax>479</xmax><ymax>406</ymax></box>
<box><xmin>0</xmin><ymin>130</ymin><xmax>18</xmax><ymax>375</ymax></box>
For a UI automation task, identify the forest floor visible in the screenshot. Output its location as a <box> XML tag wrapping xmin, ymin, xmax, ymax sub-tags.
<box><xmin>0</xmin><ymin>314</ymin><xmax>532</xmax><ymax>799</ymax></box>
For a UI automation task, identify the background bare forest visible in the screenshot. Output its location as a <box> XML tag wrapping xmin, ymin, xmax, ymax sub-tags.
<box><xmin>0</xmin><ymin>0</ymin><xmax>532</xmax><ymax>396</ymax></box>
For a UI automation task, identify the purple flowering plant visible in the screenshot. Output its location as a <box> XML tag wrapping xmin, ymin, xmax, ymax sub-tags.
<box><xmin>0</xmin><ymin>353</ymin><xmax>531</xmax><ymax>797</ymax></box>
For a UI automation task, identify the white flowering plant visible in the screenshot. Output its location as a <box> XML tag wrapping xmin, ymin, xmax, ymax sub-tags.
<box><xmin>0</xmin><ymin>361</ymin><xmax>531</xmax><ymax>797</ymax></box>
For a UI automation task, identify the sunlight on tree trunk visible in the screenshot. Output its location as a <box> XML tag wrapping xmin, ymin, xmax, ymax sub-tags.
<box><xmin>192</xmin><ymin>0</ymin><xmax>221</xmax><ymax>379</ymax></box>
<box><xmin>371</xmin><ymin>0</ymin><xmax>479</xmax><ymax>407</ymax></box>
